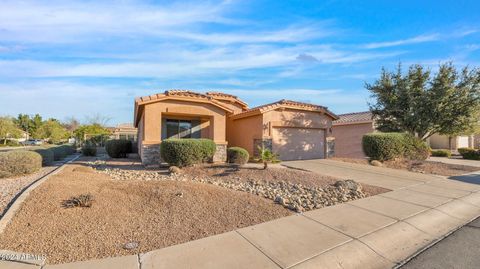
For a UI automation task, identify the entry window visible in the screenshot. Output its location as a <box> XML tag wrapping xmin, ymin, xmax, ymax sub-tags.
<box><xmin>166</xmin><ymin>119</ymin><xmax>192</xmax><ymax>139</ymax></box>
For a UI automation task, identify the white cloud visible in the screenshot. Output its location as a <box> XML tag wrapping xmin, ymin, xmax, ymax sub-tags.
<box><xmin>0</xmin><ymin>0</ymin><xmax>236</xmax><ymax>43</ymax></box>
<box><xmin>363</xmin><ymin>34</ymin><xmax>440</xmax><ymax>49</ymax></box>
<box><xmin>0</xmin><ymin>80</ymin><xmax>137</xmax><ymax>124</ymax></box>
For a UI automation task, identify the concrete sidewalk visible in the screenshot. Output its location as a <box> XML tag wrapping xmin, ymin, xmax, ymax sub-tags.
<box><xmin>3</xmin><ymin>160</ymin><xmax>480</xmax><ymax>269</ymax></box>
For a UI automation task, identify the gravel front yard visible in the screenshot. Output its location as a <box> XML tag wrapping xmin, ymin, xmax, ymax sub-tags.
<box><xmin>0</xmin><ymin>166</ymin><xmax>57</xmax><ymax>217</ymax></box>
<box><xmin>0</xmin><ymin>158</ymin><xmax>292</xmax><ymax>264</ymax></box>
<box><xmin>0</xmin><ymin>157</ymin><xmax>388</xmax><ymax>264</ymax></box>
<box><xmin>333</xmin><ymin>157</ymin><xmax>480</xmax><ymax>176</ymax></box>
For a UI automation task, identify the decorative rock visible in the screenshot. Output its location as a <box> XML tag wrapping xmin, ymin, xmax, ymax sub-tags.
<box><xmin>169</xmin><ymin>166</ymin><xmax>182</xmax><ymax>174</ymax></box>
<box><xmin>91</xmin><ymin>165</ymin><xmax>366</xmax><ymax>213</ymax></box>
<box><xmin>124</xmin><ymin>241</ymin><xmax>139</xmax><ymax>250</ymax></box>
<box><xmin>334</xmin><ymin>180</ymin><xmax>361</xmax><ymax>192</ymax></box>
<box><xmin>370</xmin><ymin>160</ymin><xmax>383</xmax><ymax>167</ymax></box>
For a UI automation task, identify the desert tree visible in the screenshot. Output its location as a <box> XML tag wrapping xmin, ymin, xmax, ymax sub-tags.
<box><xmin>367</xmin><ymin>63</ymin><xmax>480</xmax><ymax>141</ymax></box>
<box><xmin>0</xmin><ymin>116</ymin><xmax>23</xmax><ymax>145</ymax></box>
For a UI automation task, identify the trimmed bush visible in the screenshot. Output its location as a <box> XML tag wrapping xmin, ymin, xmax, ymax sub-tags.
<box><xmin>403</xmin><ymin>134</ymin><xmax>430</xmax><ymax>160</ymax></box>
<box><xmin>60</xmin><ymin>144</ymin><xmax>76</xmax><ymax>155</ymax></box>
<box><xmin>458</xmin><ymin>147</ymin><xmax>474</xmax><ymax>155</ymax></box>
<box><xmin>362</xmin><ymin>133</ymin><xmax>406</xmax><ymax>161</ymax></box>
<box><xmin>227</xmin><ymin>147</ymin><xmax>249</xmax><ymax>165</ymax></box>
<box><xmin>50</xmin><ymin>146</ymin><xmax>68</xmax><ymax>161</ymax></box>
<box><xmin>431</xmin><ymin>149</ymin><xmax>452</xmax><ymax>158</ymax></box>
<box><xmin>0</xmin><ymin>150</ymin><xmax>42</xmax><ymax>178</ymax></box>
<box><xmin>105</xmin><ymin>139</ymin><xmax>132</xmax><ymax>158</ymax></box>
<box><xmin>458</xmin><ymin>147</ymin><xmax>480</xmax><ymax>160</ymax></box>
<box><xmin>82</xmin><ymin>144</ymin><xmax>97</xmax><ymax>156</ymax></box>
<box><xmin>160</xmin><ymin>139</ymin><xmax>216</xmax><ymax>167</ymax></box>
<box><xmin>363</xmin><ymin>133</ymin><xmax>430</xmax><ymax>161</ymax></box>
<box><xmin>30</xmin><ymin>148</ymin><xmax>55</xmax><ymax>166</ymax></box>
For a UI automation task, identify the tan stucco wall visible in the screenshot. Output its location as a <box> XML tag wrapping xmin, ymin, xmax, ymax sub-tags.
<box><xmin>428</xmin><ymin>133</ymin><xmax>451</xmax><ymax>149</ymax></box>
<box><xmin>137</xmin><ymin>112</ymin><xmax>145</xmax><ymax>156</ymax></box>
<box><xmin>141</xmin><ymin>99</ymin><xmax>227</xmax><ymax>144</ymax></box>
<box><xmin>332</xmin><ymin>122</ymin><xmax>374</xmax><ymax>158</ymax></box>
<box><xmin>262</xmin><ymin>109</ymin><xmax>332</xmax><ymax>137</ymax></box>
<box><xmin>226</xmin><ymin>114</ymin><xmax>263</xmax><ymax>156</ymax></box>
<box><xmin>428</xmin><ymin>133</ymin><xmax>475</xmax><ymax>150</ymax></box>
<box><xmin>227</xmin><ymin>109</ymin><xmax>334</xmax><ymax>158</ymax></box>
<box><xmin>214</xmin><ymin>100</ymin><xmax>245</xmax><ymax>114</ymax></box>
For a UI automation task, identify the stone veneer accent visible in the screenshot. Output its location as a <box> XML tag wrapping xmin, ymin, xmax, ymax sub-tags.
<box><xmin>141</xmin><ymin>144</ymin><xmax>161</xmax><ymax>166</ymax></box>
<box><xmin>253</xmin><ymin>138</ymin><xmax>273</xmax><ymax>157</ymax></box>
<box><xmin>212</xmin><ymin>143</ymin><xmax>227</xmax><ymax>162</ymax></box>
<box><xmin>326</xmin><ymin>137</ymin><xmax>335</xmax><ymax>158</ymax></box>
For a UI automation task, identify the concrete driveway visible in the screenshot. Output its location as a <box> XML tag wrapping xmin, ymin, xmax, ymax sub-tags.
<box><xmin>282</xmin><ymin>159</ymin><xmax>444</xmax><ymax>190</ymax></box>
<box><xmin>428</xmin><ymin>156</ymin><xmax>480</xmax><ymax>168</ymax></box>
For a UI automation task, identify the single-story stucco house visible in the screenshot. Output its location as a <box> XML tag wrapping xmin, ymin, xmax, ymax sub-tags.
<box><xmin>332</xmin><ymin>111</ymin><xmax>480</xmax><ymax>158</ymax></box>
<box><xmin>134</xmin><ymin>90</ymin><xmax>338</xmax><ymax>165</ymax></box>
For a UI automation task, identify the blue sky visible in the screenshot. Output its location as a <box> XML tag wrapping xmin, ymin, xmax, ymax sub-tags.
<box><xmin>0</xmin><ymin>0</ymin><xmax>479</xmax><ymax>125</ymax></box>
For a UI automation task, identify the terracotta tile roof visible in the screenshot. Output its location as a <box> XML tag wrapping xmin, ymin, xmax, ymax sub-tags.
<box><xmin>165</xmin><ymin>90</ymin><xmax>212</xmax><ymax>99</ymax></box>
<box><xmin>206</xmin><ymin>91</ymin><xmax>248</xmax><ymax>108</ymax></box>
<box><xmin>231</xmin><ymin>99</ymin><xmax>338</xmax><ymax>120</ymax></box>
<box><xmin>333</xmin><ymin>111</ymin><xmax>373</xmax><ymax>125</ymax></box>
<box><xmin>134</xmin><ymin>90</ymin><xmax>235</xmax><ymax>126</ymax></box>
<box><xmin>206</xmin><ymin>91</ymin><xmax>238</xmax><ymax>99</ymax></box>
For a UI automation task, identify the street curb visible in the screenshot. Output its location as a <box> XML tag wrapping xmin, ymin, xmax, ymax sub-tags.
<box><xmin>0</xmin><ymin>154</ymin><xmax>81</xmax><ymax>235</ymax></box>
<box><xmin>392</xmin><ymin>213</ymin><xmax>480</xmax><ymax>268</ymax></box>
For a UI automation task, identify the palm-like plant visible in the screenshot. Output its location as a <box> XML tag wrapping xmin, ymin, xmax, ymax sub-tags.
<box><xmin>257</xmin><ymin>146</ymin><xmax>279</xmax><ymax>169</ymax></box>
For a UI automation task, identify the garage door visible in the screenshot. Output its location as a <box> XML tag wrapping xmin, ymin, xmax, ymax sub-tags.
<box><xmin>458</xmin><ymin>136</ymin><xmax>470</xmax><ymax>148</ymax></box>
<box><xmin>272</xmin><ymin>127</ymin><xmax>325</xmax><ymax>161</ymax></box>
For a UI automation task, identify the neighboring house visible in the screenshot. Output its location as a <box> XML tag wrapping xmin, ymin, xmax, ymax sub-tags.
<box><xmin>332</xmin><ymin>111</ymin><xmax>374</xmax><ymax>158</ymax></box>
<box><xmin>111</xmin><ymin>123</ymin><xmax>138</xmax><ymax>141</ymax></box>
<box><xmin>332</xmin><ymin>111</ymin><xmax>480</xmax><ymax>158</ymax></box>
<box><xmin>134</xmin><ymin>90</ymin><xmax>338</xmax><ymax>165</ymax></box>
<box><xmin>427</xmin><ymin>133</ymin><xmax>476</xmax><ymax>150</ymax></box>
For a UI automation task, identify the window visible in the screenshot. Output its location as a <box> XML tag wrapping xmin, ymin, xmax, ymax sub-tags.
<box><xmin>166</xmin><ymin>119</ymin><xmax>192</xmax><ymax>139</ymax></box>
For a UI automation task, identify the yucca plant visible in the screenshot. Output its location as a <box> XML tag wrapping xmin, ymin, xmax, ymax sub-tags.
<box><xmin>257</xmin><ymin>146</ymin><xmax>279</xmax><ymax>169</ymax></box>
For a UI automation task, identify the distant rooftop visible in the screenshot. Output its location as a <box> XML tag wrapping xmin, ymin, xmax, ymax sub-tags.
<box><xmin>333</xmin><ymin>111</ymin><xmax>373</xmax><ymax>125</ymax></box>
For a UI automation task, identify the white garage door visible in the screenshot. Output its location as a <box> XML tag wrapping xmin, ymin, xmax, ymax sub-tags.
<box><xmin>458</xmin><ymin>136</ymin><xmax>470</xmax><ymax>148</ymax></box>
<box><xmin>272</xmin><ymin>127</ymin><xmax>325</xmax><ymax>161</ymax></box>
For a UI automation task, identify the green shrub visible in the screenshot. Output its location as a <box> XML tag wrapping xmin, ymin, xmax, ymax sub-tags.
<box><xmin>82</xmin><ymin>143</ymin><xmax>97</xmax><ymax>156</ymax></box>
<box><xmin>30</xmin><ymin>148</ymin><xmax>55</xmax><ymax>166</ymax></box>
<box><xmin>60</xmin><ymin>144</ymin><xmax>76</xmax><ymax>155</ymax></box>
<box><xmin>50</xmin><ymin>146</ymin><xmax>68</xmax><ymax>161</ymax></box>
<box><xmin>105</xmin><ymin>139</ymin><xmax>132</xmax><ymax>158</ymax></box>
<box><xmin>458</xmin><ymin>147</ymin><xmax>474</xmax><ymax>155</ymax></box>
<box><xmin>431</xmin><ymin>149</ymin><xmax>452</xmax><ymax>158</ymax></box>
<box><xmin>362</xmin><ymin>133</ymin><xmax>431</xmax><ymax>161</ymax></box>
<box><xmin>0</xmin><ymin>151</ymin><xmax>42</xmax><ymax>178</ymax></box>
<box><xmin>160</xmin><ymin>139</ymin><xmax>216</xmax><ymax>167</ymax></box>
<box><xmin>227</xmin><ymin>147</ymin><xmax>249</xmax><ymax>165</ymax></box>
<box><xmin>362</xmin><ymin>133</ymin><xmax>406</xmax><ymax>161</ymax></box>
<box><xmin>403</xmin><ymin>134</ymin><xmax>430</xmax><ymax>160</ymax></box>
<box><xmin>458</xmin><ymin>147</ymin><xmax>480</xmax><ymax>160</ymax></box>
